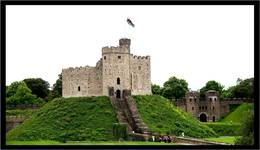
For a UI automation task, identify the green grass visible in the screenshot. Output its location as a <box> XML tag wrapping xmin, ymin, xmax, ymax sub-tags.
<box><xmin>6</xmin><ymin>109</ymin><xmax>39</xmax><ymax>118</ymax></box>
<box><xmin>7</xmin><ymin>96</ymin><xmax>119</xmax><ymax>141</ymax></box>
<box><xmin>6</xmin><ymin>140</ymin><xmax>176</xmax><ymax>145</ymax></box>
<box><xmin>204</xmin><ymin>136</ymin><xmax>239</xmax><ymax>144</ymax></box>
<box><xmin>221</xmin><ymin>103</ymin><xmax>254</xmax><ymax>124</ymax></box>
<box><xmin>133</xmin><ymin>95</ymin><xmax>217</xmax><ymax>138</ymax></box>
<box><xmin>203</xmin><ymin>122</ymin><xmax>241</xmax><ymax>136</ymax></box>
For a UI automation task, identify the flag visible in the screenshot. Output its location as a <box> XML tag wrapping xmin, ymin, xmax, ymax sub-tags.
<box><xmin>127</xmin><ymin>18</ymin><xmax>135</xmax><ymax>28</ymax></box>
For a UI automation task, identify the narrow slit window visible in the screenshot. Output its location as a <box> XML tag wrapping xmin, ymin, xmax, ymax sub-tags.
<box><xmin>78</xmin><ymin>86</ymin><xmax>80</xmax><ymax>91</ymax></box>
<box><xmin>117</xmin><ymin>77</ymin><xmax>120</xmax><ymax>85</ymax></box>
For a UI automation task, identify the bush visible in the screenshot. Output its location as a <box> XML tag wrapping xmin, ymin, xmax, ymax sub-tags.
<box><xmin>235</xmin><ymin>110</ymin><xmax>254</xmax><ymax>145</ymax></box>
<box><xmin>112</xmin><ymin>123</ymin><xmax>128</xmax><ymax>140</ymax></box>
<box><xmin>204</xmin><ymin>122</ymin><xmax>241</xmax><ymax>136</ymax></box>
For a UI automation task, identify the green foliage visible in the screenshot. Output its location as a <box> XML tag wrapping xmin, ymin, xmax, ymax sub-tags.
<box><xmin>161</xmin><ymin>76</ymin><xmax>188</xmax><ymax>99</ymax></box>
<box><xmin>221</xmin><ymin>78</ymin><xmax>254</xmax><ymax>99</ymax></box>
<box><xmin>112</xmin><ymin>123</ymin><xmax>128</xmax><ymax>140</ymax></box>
<box><xmin>232</xmin><ymin>78</ymin><xmax>254</xmax><ymax>98</ymax></box>
<box><xmin>23</xmin><ymin>78</ymin><xmax>50</xmax><ymax>99</ymax></box>
<box><xmin>6</xmin><ymin>109</ymin><xmax>39</xmax><ymax>118</ymax></box>
<box><xmin>7</xmin><ymin>96</ymin><xmax>118</xmax><ymax>141</ymax></box>
<box><xmin>200</xmin><ymin>80</ymin><xmax>224</xmax><ymax>99</ymax></box>
<box><xmin>151</xmin><ymin>84</ymin><xmax>162</xmax><ymax>95</ymax></box>
<box><xmin>235</xmin><ymin>109</ymin><xmax>254</xmax><ymax>145</ymax></box>
<box><xmin>6</xmin><ymin>81</ymin><xmax>24</xmax><ymax>98</ymax></box>
<box><xmin>204</xmin><ymin>136</ymin><xmax>238</xmax><ymax>144</ymax></box>
<box><xmin>133</xmin><ymin>95</ymin><xmax>217</xmax><ymax>138</ymax></box>
<box><xmin>204</xmin><ymin>122</ymin><xmax>241</xmax><ymax>136</ymax></box>
<box><xmin>46</xmin><ymin>74</ymin><xmax>62</xmax><ymax>102</ymax></box>
<box><xmin>221</xmin><ymin>103</ymin><xmax>254</xmax><ymax>124</ymax></box>
<box><xmin>6</xmin><ymin>81</ymin><xmax>44</xmax><ymax>105</ymax></box>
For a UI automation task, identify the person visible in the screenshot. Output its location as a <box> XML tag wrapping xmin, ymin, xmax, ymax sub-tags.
<box><xmin>167</xmin><ymin>135</ymin><xmax>171</xmax><ymax>143</ymax></box>
<box><xmin>182</xmin><ymin>132</ymin><xmax>185</xmax><ymax>137</ymax></box>
<box><xmin>152</xmin><ymin>135</ymin><xmax>155</xmax><ymax>142</ymax></box>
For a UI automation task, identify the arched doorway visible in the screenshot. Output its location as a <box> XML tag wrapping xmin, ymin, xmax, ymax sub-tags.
<box><xmin>116</xmin><ymin>90</ymin><xmax>121</xmax><ymax>98</ymax></box>
<box><xmin>199</xmin><ymin>113</ymin><xmax>207</xmax><ymax>122</ymax></box>
<box><xmin>212</xmin><ymin>116</ymin><xmax>216</xmax><ymax>122</ymax></box>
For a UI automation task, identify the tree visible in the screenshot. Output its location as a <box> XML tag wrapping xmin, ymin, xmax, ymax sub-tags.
<box><xmin>7</xmin><ymin>81</ymin><xmax>44</xmax><ymax>105</ymax></box>
<box><xmin>200</xmin><ymin>80</ymin><xmax>224</xmax><ymax>99</ymax></box>
<box><xmin>46</xmin><ymin>74</ymin><xmax>62</xmax><ymax>101</ymax></box>
<box><xmin>235</xmin><ymin>109</ymin><xmax>254</xmax><ymax>145</ymax></box>
<box><xmin>23</xmin><ymin>78</ymin><xmax>50</xmax><ymax>99</ymax></box>
<box><xmin>232</xmin><ymin>78</ymin><xmax>253</xmax><ymax>98</ymax></box>
<box><xmin>6</xmin><ymin>81</ymin><xmax>22</xmax><ymax>97</ymax></box>
<box><xmin>221</xmin><ymin>78</ymin><xmax>254</xmax><ymax>99</ymax></box>
<box><xmin>151</xmin><ymin>84</ymin><xmax>162</xmax><ymax>95</ymax></box>
<box><xmin>161</xmin><ymin>76</ymin><xmax>188</xmax><ymax>99</ymax></box>
<box><xmin>52</xmin><ymin>73</ymin><xmax>62</xmax><ymax>97</ymax></box>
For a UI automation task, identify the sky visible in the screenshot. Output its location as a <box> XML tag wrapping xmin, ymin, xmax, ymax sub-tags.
<box><xmin>6</xmin><ymin>5</ymin><xmax>254</xmax><ymax>91</ymax></box>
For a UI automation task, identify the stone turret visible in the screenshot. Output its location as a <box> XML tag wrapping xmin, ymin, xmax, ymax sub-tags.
<box><xmin>119</xmin><ymin>38</ymin><xmax>131</xmax><ymax>49</ymax></box>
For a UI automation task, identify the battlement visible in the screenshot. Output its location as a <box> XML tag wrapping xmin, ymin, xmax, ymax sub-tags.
<box><xmin>132</xmin><ymin>55</ymin><xmax>150</xmax><ymax>60</ymax></box>
<box><xmin>223</xmin><ymin>98</ymin><xmax>253</xmax><ymax>101</ymax></box>
<box><xmin>102</xmin><ymin>46</ymin><xmax>129</xmax><ymax>54</ymax></box>
<box><xmin>119</xmin><ymin>38</ymin><xmax>131</xmax><ymax>47</ymax></box>
<box><xmin>62</xmin><ymin>65</ymin><xmax>96</xmax><ymax>73</ymax></box>
<box><xmin>205</xmin><ymin>90</ymin><xmax>219</xmax><ymax>96</ymax></box>
<box><xmin>186</xmin><ymin>91</ymin><xmax>199</xmax><ymax>97</ymax></box>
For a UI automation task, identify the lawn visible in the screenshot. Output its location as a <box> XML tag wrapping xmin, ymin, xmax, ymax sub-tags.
<box><xmin>203</xmin><ymin>136</ymin><xmax>239</xmax><ymax>144</ymax></box>
<box><xmin>6</xmin><ymin>140</ymin><xmax>177</xmax><ymax>145</ymax></box>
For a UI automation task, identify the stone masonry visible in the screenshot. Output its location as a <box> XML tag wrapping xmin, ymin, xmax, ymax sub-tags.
<box><xmin>173</xmin><ymin>90</ymin><xmax>253</xmax><ymax>122</ymax></box>
<box><xmin>62</xmin><ymin>38</ymin><xmax>151</xmax><ymax>98</ymax></box>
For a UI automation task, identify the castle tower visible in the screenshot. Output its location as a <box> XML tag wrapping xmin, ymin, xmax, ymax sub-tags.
<box><xmin>205</xmin><ymin>90</ymin><xmax>220</xmax><ymax>122</ymax></box>
<box><xmin>185</xmin><ymin>91</ymin><xmax>199</xmax><ymax>118</ymax></box>
<box><xmin>101</xmin><ymin>38</ymin><xmax>132</xmax><ymax>98</ymax></box>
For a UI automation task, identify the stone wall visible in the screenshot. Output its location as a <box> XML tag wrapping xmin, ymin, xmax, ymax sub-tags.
<box><xmin>173</xmin><ymin>90</ymin><xmax>253</xmax><ymax>122</ymax></box>
<box><xmin>62</xmin><ymin>65</ymin><xmax>102</xmax><ymax>97</ymax></box>
<box><xmin>101</xmin><ymin>42</ymin><xmax>131</xmax><ymax>96</ymax></box>
<box><xmin>130</xmin><ymin>55</ymin><xmax>151</xmax><ymax>95</ymax></box>
<box><xmin>62</xmin><ymin>38</ymin><xmax>151</xmax><ymax>97</ymax></box>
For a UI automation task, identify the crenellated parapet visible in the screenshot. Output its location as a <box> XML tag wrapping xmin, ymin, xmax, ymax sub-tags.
<box><xmin>62</xmin><ymin>65</ymin><xmax>96</xmax><ymax>73</ymax></box>
<box><xmin>132</xmin><ymin>55</ymin><xmax>150</xmax><ymax>60</ymax></box>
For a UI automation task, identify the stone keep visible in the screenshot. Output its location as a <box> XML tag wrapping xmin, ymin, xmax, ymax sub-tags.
<box><xmin>62</xmin><ymin>38</ymin><xmax>151</xmax><ymax>98</ymax></box>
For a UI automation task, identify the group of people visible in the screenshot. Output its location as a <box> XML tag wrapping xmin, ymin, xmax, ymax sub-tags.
<box><xmin>156</xmin><ymin>135</ymin><xmax>172</xmax><ymax>143</ymax></box>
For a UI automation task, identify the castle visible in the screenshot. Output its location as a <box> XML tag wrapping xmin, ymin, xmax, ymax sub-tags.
<box><xmin>173</xmin><ymin>90</ymin><xmax>253</xmax><ymax>122</ymax></box>
<box><xmin>62</xmin><ymin>38</ymin><xmax>151</xmax><ymax>98</ymax></box>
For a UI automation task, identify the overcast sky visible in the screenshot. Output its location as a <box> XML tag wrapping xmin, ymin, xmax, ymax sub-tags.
<box><xmin>6</xmin><ymin>5</ymin><xmax>254</xmax><ymax>91</ymax></box>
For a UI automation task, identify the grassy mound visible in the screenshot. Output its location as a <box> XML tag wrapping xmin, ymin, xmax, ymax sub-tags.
<box><xmin>7</xmin><ymin>96</ymin><xmax>118</xmax><ymax>141</ymax></box>
<box><xmin>221</xmin><ymin>103</ymin><xmax>254</xmax><ymax>124</ymax></box>
<box><xmin>204</xmin><ymin>122</ymin><xmax>241</xmax><ymax>136</ymax></box>
<box><xmin>133</xmin><ymin>95</ymin><xmax>217</xmax><ymax>138</ymax></box>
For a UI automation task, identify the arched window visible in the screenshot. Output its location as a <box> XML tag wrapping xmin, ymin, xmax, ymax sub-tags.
<box><xmin>192</xmin><ymin>107</ymin><xmax>194</xmax><ymax>110</ymax></box>
<box><xmin>104</xmin><ymin>56</ymin><xmax>106</xmax><ymax>60</ymax></box>
<box><xmin>190</xmin><ymin>98</ymin><xmax>192</xmax><ymax>102</ymax></box>
<box><xmin>78</xmin><ymin>86</ymin><xmax>80</xmax><ymax>91</ymax></box>
<box><xmin>117</xmin><ymin>77</ymin><xmax>120</xmax><ymax>85</ymax></box>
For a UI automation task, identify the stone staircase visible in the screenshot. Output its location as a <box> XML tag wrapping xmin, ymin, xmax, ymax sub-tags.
<box><xmin>109</xmin><ymin>95</ymin><xmax>149</xmax><ymax>134</ymax></box>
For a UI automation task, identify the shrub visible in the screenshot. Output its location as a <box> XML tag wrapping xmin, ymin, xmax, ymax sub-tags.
<box><xmin>112</xmin><ymin>123</ymin><xmax>128</xmax><ymax>140</ymax></box>
<box><xmin>204</xmin><ymin>122</ymin><xmax>241</xmax><ymax>136</ymax></box>
<box><xmin>235</xmin><ymin>110</ymin><xmax>254</xmax><ymax>145</ymax></box>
